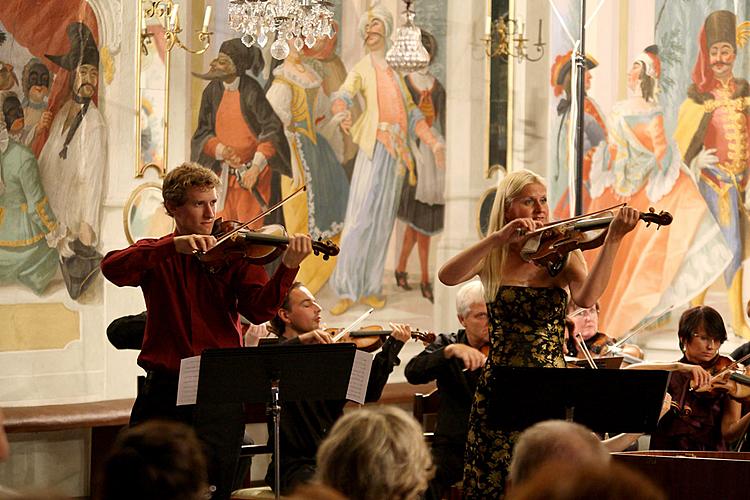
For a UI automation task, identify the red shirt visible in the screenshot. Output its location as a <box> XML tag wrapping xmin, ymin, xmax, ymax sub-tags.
<box><xmin>101</xmin><ymin>234</ymin><xmax>298</xmax><ymax>374</ymax></box>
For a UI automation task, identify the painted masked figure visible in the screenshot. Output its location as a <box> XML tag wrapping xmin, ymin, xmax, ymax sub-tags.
<box><xmin>0</xmin><ymin>91</ymin><xmax>62</xmax><ymax>294</ymax></box>
<box><xmin>191</xmin><ymin>39</ymin><xmax>291</xmax><ymax>228</ymax></box>
<box><xmin>38</xmin><ymin>22</ymin><xmax>106</xmax><ymax>300</ymax></box>
<box><xmin>328</xmin><ymin>5</ymin><xmax>445</xmax><ymax>315</ymax></box>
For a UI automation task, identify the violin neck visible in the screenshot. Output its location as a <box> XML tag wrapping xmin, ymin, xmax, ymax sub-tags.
<box><xmin>573</xmin><ymin>216</ymin><xmax>613</xmax><ymax>231</ymax></box>
<box><xmin>240</xmin><ymin>232</ymin><xmax>289</xmax><ymax>246</ymax></box>
<box><xmin>349</xmin><ymin>330</ymin><xmax>391</xmax><ymax>338</ymax></box>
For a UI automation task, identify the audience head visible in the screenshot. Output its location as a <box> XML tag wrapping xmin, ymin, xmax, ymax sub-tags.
<box><xmin>267</xmin><ymin>282</ymin><xmax>321</xmax><ymax>337</ymax></box>
<box><xmin>507</xmin><ymin>460</ymin><xmax>665</xmax><ymax>500</ymax></box>
<box><xmin>677</xmin><ymin>306</ymin><xmax>726</xmax><ymax>363</ymax></box>
<box><xmin>455</xmin><ymin>280</ymin><xmax>490</xmax><ymax>348</ymax></box>
<box><xmin>102</xmin><ymin>420</ymin><xmax>209</xmax><ymax>500</ymax></box>
<box><xmin>315</xmin><ymin>406</ymin><xmax>433</xmax><ymax>500</ymax></box>
<box><xmin>508</xmin><ymin>420</ymin><xmax>609</xmax><ymax>491</ymax></box>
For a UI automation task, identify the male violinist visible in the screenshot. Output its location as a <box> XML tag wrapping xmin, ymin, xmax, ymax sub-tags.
<box><xmin>100</xmin><ymin>162</ymin><xmax>312</xmax><ymax>500</ymax></box>
<box><xmin>263</xmin><ymin>281</ymin><xmax>411</xmax><ymax>494</ymax></box>
<box><xmin>404</xmin><ymin>280</ymin><xmax>489</xmax><ymax>500</ymax></box>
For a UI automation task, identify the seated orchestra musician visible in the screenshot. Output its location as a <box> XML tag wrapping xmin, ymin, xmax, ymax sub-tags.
<box><xmin>404</xmin><ymin>280</ymin><xmax>489</xmax><ymax>500</ymax></box>
<box><xmin>564</xmin><ymin>300</ymin><xmax>644</xmax><ymax>364</ymax></box>
<box><xmin>264</xmin><ymin>281</ymin><xmax>411</xmax><ymax>494</ymax></box>
<box><xmin>628</xmin><ymin>306</ymin><xmax>750</xmax><ymax>451</ymax></box>
<box><xmin>100</xmin><ymin>163</ymin><xmax>313</xmax><ymax>500</ymax></box>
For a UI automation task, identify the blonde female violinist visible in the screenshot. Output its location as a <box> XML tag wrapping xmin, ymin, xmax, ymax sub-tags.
<box><xmin>438</xmin><ymin>169</ymin><xmax>639</xmax><ymax>498</ymax></box>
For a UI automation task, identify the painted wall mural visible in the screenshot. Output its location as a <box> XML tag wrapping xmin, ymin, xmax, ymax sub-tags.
<box><xmin>547</xmin><ymin>0</ymin><xmax>750</xmax><ymax>338</ymax></box>
<box><xmin>193</xmin><ymin>0</ymin><xmax>449</xmax><ymax>327</ymax></box>
<box><xmin>0</xmin><ymin>2</ymin><xmax>107</xmax><ymax>303</ymax></box>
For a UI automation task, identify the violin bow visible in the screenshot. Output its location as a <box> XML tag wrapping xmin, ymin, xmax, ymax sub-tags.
<box><xmin>575</xmin><ymin>333</ymin><xmax>598</xmax><ymax>369</ymax></box>
<box><xmin>612</xmin><ymin>304</ymin><xmax>678</xmax><ymax>349</ymax></box>
<box><xmin>521</xmin><ymin>203</ymin><xmax>626</xmax><ymax>237</ymax></box>
<box><xmin>210</xmin><ymin>185</ymin><xmax>307</xmax><ymax>248</ymax></box>
<box><xmin>331</xmin><ymin>308</ymin><xmax>375</xmax><ymax>343</ymax></box>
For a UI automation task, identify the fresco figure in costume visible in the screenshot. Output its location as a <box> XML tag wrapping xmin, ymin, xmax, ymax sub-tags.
<box><xmin>191</xmin><ymin>39</ymin><xmax>291</xmax><ymax>228</ymax></box>
<box><xmin>395</xmin><ymin>30</ymin><xmax>446</xmax><ymax>304</ymax></box>
<box><xmin>674</xmin><ymin>10</ymin><xmax>750</xmax><ymax>338</ymax></box>
<box><xmin>585</xmin><ymin>46</ymin><xmax>731</xmax><ymax>337</ymax></box>
<box><xmin>265</xmin><ymin>42</ymin><xmax>350</xmax><ymax>294</ymax></box>
<box><xmin>549</xmin><ymin>51</ymin><xmax>607</xmax><ymax>219</ymax></box>
<box><xmin>20</xmin><ymin>58</ymin><xmax>51</xmax><ymax>148</ymax></box>
<box><xmin>301</xmin><ymin>21</ymin><xmax>362</xmax><ymax>177</ymax></box>
<box><xmin>0</xmin><ymin>91</ymin><xmax>62</xmax><ymax>294</ymax></box>
<box><xmin>38</xmin><ymin>22</ymin><xmax>106</xmax><ymax>300</ymax></box>
<box><xmin>328</xmin><ymin>5</ymin><xmax>446</xmax><ymax>315</ymax></box>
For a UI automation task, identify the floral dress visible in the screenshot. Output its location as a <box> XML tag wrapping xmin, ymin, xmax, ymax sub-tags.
<box><xmin>463</xmin><ymin>286</ymin><xmax>567</xmax><ymax>498</ymax></box>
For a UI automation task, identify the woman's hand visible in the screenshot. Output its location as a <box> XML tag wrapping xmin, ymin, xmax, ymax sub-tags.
<box><xmin>677</xmin><ymin>362</ymin><xmax>711</xmax><ymax>389</ymax></box>
<box><xmin>606</xmin><ymin>206</ymin><xmax>639</xmax><ymax>243</ymax></box>
<box><xmin>493</xmin><ymin>218</ymin><xmax>544</xmax><ymax>246</ymax></box>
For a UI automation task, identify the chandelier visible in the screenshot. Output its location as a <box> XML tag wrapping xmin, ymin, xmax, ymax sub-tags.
<box><xmin>483</xmin><ymin>15</ymin><xmax>545</xmax><ymax>62</ymax></box>
<box><xmin>228</xmin><ymin>0</ymin><xmax>335</xmax><ymax>60</ymax></box>
<box><xmin>385</xmin><ymin>0</ymin><xmax>430</xmax><ymax>73</ymax></box>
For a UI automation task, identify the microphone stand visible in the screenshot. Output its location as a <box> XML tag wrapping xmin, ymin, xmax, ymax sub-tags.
<box><xmin>573</xmin><ymin>0</ymin><xmax>587</xmax><ymax>216</ymax></box>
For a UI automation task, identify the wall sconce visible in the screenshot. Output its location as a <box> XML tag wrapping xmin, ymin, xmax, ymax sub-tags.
<box><xmin>136</xmin><ymin>1</ymin><xmax>213</xmax><ymax>178</ymax></box>
<box><xmin>483</xmin><ymin>16</ymin><xmax>545</xmax><ymax>62</ymax></box>
<box><xmin>141</xmin><ymin>1</ymin><xmax>213</xmax><ymax>55</ymax></box>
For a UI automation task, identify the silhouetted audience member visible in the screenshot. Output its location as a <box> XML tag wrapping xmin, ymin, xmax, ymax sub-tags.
<box><xmin>101</xmin><ymin>420</ymin><xmax>209</xmax><ymax>500</ymax></box>
<box><xmin>314</xmin><ymin>406</ymin><xmax>434</xmax><ymax>500</ymax></box>
<box><xmin>506</xmin><ymin>460</ymin><xmax>666</xmax><ymax>500</ymax></box>
<box><xmin>508</xmin><ymin>420</ymin><xmax>610</xmax><ymax>493</ymax></box>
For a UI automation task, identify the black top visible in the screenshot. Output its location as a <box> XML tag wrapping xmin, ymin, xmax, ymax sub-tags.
<box><xmin>404</xmin><ymin>330</ymin><xmax>481</xmax><ymax>447</ymax></box>
<box><xmin>265</xmin><ymin>335</ymin><xmax>405</xmax><ymax>490</ymax></box>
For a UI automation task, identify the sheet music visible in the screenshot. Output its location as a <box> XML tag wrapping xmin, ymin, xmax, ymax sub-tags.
<box><xmin>176</xmin><ymin>355</ymin><xmax>201</xmax><ymax>406</ymax></box>
<box><xmin>346</xmin><ymin>350</ymin><xmax>374</xmax><ymax>404</ymax></box>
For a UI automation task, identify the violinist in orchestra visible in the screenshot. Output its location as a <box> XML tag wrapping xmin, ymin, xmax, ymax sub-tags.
<box><xmin>404</xmin><ymin>280</ymin><xmax>490</xmax><ymax>500</ymax></box>
<box><xmin>438</xmin><ymin>169</ymin><xmax>639</xmax><ymax>498</ymax></box>
<box><xmin>643</xmin><ymin>306</ymin><xmax>750</xmax><ymax>451</ymax></box>
<box><xmin>100</xmin><ymin>162</ymin><xmax>312</xmax><ymax>500</ymax></box>
<box><xmin>264</xmin><ymin>281</ymin><xmax>411</xmax><ymax>495</ymax></box>
<box><xmin>565</xmin><ymin>300</ymin><xmax>644</xmax><ymax>364</ymax></box>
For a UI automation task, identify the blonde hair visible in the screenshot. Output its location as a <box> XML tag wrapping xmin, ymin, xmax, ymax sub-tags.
<box><xmin>480</xmin><ymin>169</ymin><xmax>546</xmax><ymax>301</ymax></box>
<box><xmin>315</xmin><ymin>406</ymin><xmax>434</xmax><ymax>500</ymax></box>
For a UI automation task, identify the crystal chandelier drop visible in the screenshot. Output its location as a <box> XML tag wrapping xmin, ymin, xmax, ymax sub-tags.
<box><xmin>385</xmin><ymin>0</ymin><xmax>430</xmax><ymax>73</ymax></box>
<box><xmin>228</xmin><ymin>0</ymin><xmax>335</xmax><ymax>60</ymax></box>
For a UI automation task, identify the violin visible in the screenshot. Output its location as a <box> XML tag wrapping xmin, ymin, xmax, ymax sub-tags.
<box><xmin>694</xmin><ymin>353</ymin><xmax>750</xmax><ymax>400</ymax></box>
<box><xmin>196</xmin><ymin>219</ymin><xmax>339</xmax><ymax>272</ymax></box>
<box><xmin>520</xmin><ymin>206</ymin><xmax>673</xmax><ymax>276</ymax></box>
<box><xmin>328</xmin><ymin>325</ymin><xmax>436</xmax><ymax>352</ymax></box>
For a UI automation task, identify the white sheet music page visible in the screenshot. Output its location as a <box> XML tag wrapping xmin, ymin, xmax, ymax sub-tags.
<box><xmin>346</xmin><ymin>350</ymin><xmax>374</xmax><ymax>404</ymax></box>
<box><xmin>176</xmin><ymin>355</ymin><xmax>201</xmax><ymax>406</ymax></box>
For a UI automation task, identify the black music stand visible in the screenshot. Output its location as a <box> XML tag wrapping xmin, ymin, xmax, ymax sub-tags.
<box><xmin>196</xmin><ymin>343</ymin><xmax>357</xmax><ymax>499</ymax></box>
<box><xmin>487</xmin><ymin>366</ymin><xmax>669</xmax><ymax>434</ymax></box>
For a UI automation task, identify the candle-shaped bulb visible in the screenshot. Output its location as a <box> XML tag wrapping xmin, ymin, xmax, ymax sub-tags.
<box><xmin>537</xmin><ymin>19</ymin><xmax>543</xmax><ymax>45</ymax></box>
<box><xmin>202</xmin><ymin>5</ymin><xmax>212</xmax><ymax>33</ymax></box>
<box><xmin>169</xmin><ymin>3</ymin><xmax>180</xmax><ymax>30</ymax></box>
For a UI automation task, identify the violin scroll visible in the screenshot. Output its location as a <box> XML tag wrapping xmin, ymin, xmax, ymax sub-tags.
<box><xmin>641</xmin><ymin>207</ymin><xmax>673</xmax><ymax>229</ymax></box>
<box><xmin>313</xmin><ymin>237</ymin><xmax>340</xmax><ymax>261</ymax></box>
